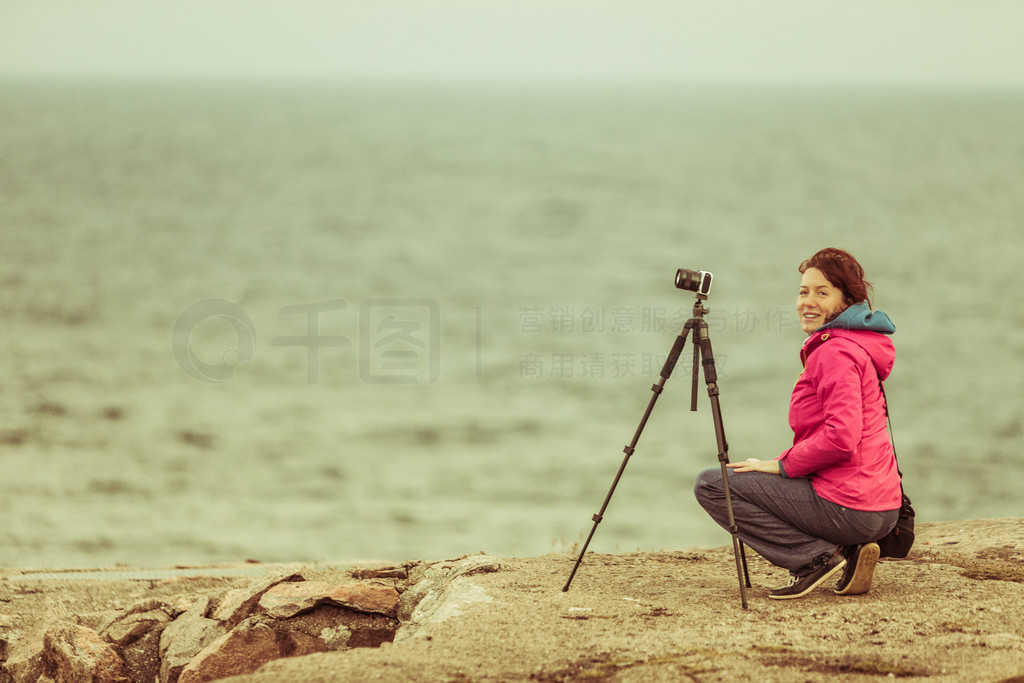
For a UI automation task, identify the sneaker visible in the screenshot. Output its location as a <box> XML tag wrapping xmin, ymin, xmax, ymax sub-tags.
<box><xmin>834</xmin><ymin>542</ymin><xmax>880</xmax><ymax>595</ymax></box>
<box><xmin>768</xmin><ymin>551</ymin><xmax>847</xmax><ymax>600</ymax></box>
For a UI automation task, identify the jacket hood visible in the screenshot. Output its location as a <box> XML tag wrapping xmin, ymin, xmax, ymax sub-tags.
<box><xmin>816</xmin><ymin>301</ymin><xmax>895</xmax><ymax>335</ymax></box>
<box><xmin>802</xmin><ymin>302</ymin><xmax>896</xmax><ymax>380</ymax></box>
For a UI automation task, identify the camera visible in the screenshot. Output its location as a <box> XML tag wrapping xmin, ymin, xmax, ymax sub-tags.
<box><xmin>675</xmin><ymin>268</ymin><xmax>713</xmax><ymax>296</ymax></box>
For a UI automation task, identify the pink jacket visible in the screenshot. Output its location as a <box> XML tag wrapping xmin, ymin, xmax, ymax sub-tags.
<box><xmin>778</xmin><ymin>326</ymin><xmax>902</xmax><ymax>511</ymax></box>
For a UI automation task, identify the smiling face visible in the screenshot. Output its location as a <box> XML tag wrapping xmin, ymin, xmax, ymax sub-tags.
<box><xmin>797</xmin><ymin>267</ymin><xmax>847</xmax><ymax>334</ymax></box>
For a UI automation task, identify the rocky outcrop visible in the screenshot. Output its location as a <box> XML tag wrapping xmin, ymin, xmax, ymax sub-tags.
<box><xmin>0</xmin><ymin>553</ymin><xmax>501</xmax><ymax>683</ymax></box>
<box><xmin>158</xmin><ymin>570</ymin><xmax>404</xmax><ymax>683</ymax></box>
<box><xmin>3</xmin><ymin>524</ymin><xmax>1024</xmax><ymax>682</ymax></box>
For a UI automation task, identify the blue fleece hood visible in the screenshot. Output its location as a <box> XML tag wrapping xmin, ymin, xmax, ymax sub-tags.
<box><xmin>816</xmin><ymin>301</ymin><xmax>895</xmax><ymax>335</ymax></box>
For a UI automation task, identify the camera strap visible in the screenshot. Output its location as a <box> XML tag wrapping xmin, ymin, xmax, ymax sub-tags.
<box><xmin>879</xmin><ymin>378</ymin><xmax>897</xmax><ymax>459</ymax></box>
<box><xmin>878</xmin><ymin>375</ymin><xmax>910</xmax><ymax>502</ymax></box>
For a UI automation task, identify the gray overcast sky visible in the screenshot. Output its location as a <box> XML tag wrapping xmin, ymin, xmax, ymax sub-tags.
<box><xmin>2</xmin><ymin>1</ymin><xmax>1023</xmax><ymax>85</ymax></box>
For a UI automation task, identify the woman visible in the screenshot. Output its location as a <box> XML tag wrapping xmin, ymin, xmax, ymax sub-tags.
<box><xmin>694</xmin><ymin>248</ymin><xmax>902</xmax><ymax>599</ymax></box>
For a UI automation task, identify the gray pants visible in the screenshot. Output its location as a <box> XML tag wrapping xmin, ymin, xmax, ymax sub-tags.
<box><xmin>694</xmin><ymin>467</ymin><xmax>899</xmax><ymax>575</ymax></box>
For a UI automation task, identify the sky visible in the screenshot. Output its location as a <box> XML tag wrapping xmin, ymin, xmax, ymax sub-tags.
<box><xmin>1</xmin><ymin>0</ymin><xmax>1023</xmax><ymax>85</ymax></box>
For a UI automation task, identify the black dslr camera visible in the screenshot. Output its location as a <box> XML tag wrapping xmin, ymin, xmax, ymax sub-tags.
<box><xmin>675</xmin><ymin>268</ymin><xmax>713</xmax><ymax>296</ymax></box>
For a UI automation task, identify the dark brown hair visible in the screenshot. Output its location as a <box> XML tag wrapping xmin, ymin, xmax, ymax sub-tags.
<box><xmin>798</xmin><ymin>248</ymin><xmax>873</xmax><ymax>307</ymax></box>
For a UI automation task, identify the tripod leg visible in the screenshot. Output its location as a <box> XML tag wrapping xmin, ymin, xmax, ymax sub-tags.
<box><xmin>718</xmin><ymin>458</ymin><xmax>749</xmax><ymax>609</ymax></box>
<box><xmin>562</xmin><ymin>440</ymin><xmax>637</xmax><ymax>592</ymax></box>
<box><xmin>698</xmin><ymin>326</ymin><xmax>749</xmax><ymax>609</ymax></box>
<box><xmin>690</xmin><ymin>334</ymin><xmax>699</xmax><ymax>412</ymax></box>
<box><xmin>740</xmin><ymin>541</ymin><xmax>751</xmax><ymax>588</ymax></box>
<box><xmin>563</xmin><ymin>325</ymin><xmax>693</xmax><ymax>592</ymax></box>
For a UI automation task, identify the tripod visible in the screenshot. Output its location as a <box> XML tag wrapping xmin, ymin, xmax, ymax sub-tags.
<box><xmin>561</xmin><ymin>293</ymin><xmax>751</xmax><ymax>609</ymax></box>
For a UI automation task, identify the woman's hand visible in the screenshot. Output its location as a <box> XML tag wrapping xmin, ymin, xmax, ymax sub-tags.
<box><xmin>727</xmin><ymin>458</ymin><xmax>781</xmax><ymax>475</ymax></box>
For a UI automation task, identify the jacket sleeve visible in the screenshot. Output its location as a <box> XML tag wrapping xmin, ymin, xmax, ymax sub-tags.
<box><xmin>778</xmin><ymin>342</ymin><xmax>866</xmax><ymax>478</ymax></box>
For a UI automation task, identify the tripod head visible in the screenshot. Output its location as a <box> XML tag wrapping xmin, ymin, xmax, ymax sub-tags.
<box><xmin>690</xmin><ymin>294</ymin><xmax>710</xmax><ymax>319</ymax></box>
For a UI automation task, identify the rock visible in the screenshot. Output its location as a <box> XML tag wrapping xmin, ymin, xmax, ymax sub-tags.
<box><xmin>276</xmin><ymin>603</ymin><xmax>397</xmax><ymax>649</ymax></box>
<box><xmin>1</xmin><ymin>649</ymin><xmax>44</xmax><ymax>683</ymax></box>
<box><xmin>210</xmin><ymin>568</ymin><xmax>305</xmax><ymax>627</ymax></box>
<box><xmin>352</xmin><ymin>564</ymin><xmax>410</xmax><ymax>580</ymax></box>
<box><xmin>42</xmin><ymin>623</ymin><xmax>130</xmax><ymax>683</ymax></box>
<box><xmin>279</xmin><ymin>608</ymin><xmax>353</xmax><ymax>652</ymax></box>
<box><xmin>159</xmin><ymin>595</ymin><xmax>227</xmax><ymax>683</ymax></box>
<box><xmin>395</xmin><ymin>554</ymin><xmax>501</xmax><ymax>642</ymax></box>
<box><xmin>314</xmin><ymin>624</ymin><xmax>352</xmax><ymax>651</ymax></box>
<box><xmin>258</xmin><ymin>581</ymin><xmax>400</xmax><ymax>619</ymax></box>
<box><xmin>103</xmin><ymin>606</ymin><xmax>174</xmax><ymax>647</ymax></box>
<box><xmin>101</xmin><ymin>600</ymin><xmax>180</xmax><ymax>683</ymax></box>
<box><xmin>120</xmin><ymin>628</ymin><xmax>165</xmax><ymax>683</ymax></box>
<box><xmin>177</xmin><ymin>617</ymin><xmax>326</xmax><ymax>683</ymax></box>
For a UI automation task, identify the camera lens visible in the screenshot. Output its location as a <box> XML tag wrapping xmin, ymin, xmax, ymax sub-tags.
<box><xmin>675</xmin><ymin>268</ymin><xmax>701</xmax><ymax>291</ymax></box>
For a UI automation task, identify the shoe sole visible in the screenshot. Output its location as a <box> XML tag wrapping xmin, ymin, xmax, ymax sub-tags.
<box><xmin>835</xmin><ymin>543</ymin><xmax>880</xmax><ymax>595</ymax></box>
<box><xmin>768</xmin><ymin>559</ymin><xmax>847</xmax><ymax>600</ymax></box>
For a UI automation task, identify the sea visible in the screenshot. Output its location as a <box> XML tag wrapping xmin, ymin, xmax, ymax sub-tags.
<box><xmin>1</xmin><ymin>79</ymin><xmax>1022</xmax><ymax>569</ymax></box>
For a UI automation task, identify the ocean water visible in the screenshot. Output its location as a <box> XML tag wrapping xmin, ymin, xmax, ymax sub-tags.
<box><xmin>1</xmin><ymin>80</ymin><xmax>1022</xmax><ymax>569</ymax></box>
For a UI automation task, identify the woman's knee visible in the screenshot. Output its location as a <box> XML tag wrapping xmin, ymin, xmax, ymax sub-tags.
<box><xmin>693</xmin><ymin>467</ymin><xmax>723</xmax><ymax>504</ymax></box>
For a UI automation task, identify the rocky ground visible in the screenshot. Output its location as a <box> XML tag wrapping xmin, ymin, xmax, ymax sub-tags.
<box><xmin>1</xmin><ymin>519</ymin><xmax>1022</xmax><ymax>682</ymax></box>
